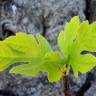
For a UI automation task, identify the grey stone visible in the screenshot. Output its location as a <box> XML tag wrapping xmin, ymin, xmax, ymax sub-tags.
<box><xmin>0</xmin><ymin>0</ymin><xmax>89</xmax><ymax>96</ymax></box>
<box><xmin>86</xmin><ymin>0</ymin><xmax>96</xmax><ymax>22</ymax></box>
<box><xmin>84</xmin><ymin>82</ymin><xmax>96</xmax><ymax>96</ymax></box>
<box><xmin>43</xmin><ymin>0</ymin><xmax>86</xmax><ymax>48</ymax></box>
<box><xmin>0</xmin><ymin>0</ymin><xmax>43</xmax><ymax>39</ymax></box>
<box><xmin>69</xmin><ymin>74</ymin><xmax>87</xmax><ymax>92</ymax></box>
<box><xmin>0</xmin><ymin>72</ymin><xmax>62</xmax><ymax>96</ymax></box>
<box><xmin>0</xmin><ymin>0</ymin><xmax>86</xmax><ymax>42</ymax></box>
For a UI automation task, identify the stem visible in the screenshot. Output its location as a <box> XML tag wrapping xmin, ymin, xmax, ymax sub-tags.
<box><xmin>61</xmin><ymin>75</ymin><xmax>70</xmax><ymax>96</ymax></box>
<box><xmin>61</xmin><ymin>65</ymin><xmax>70</xmax><ymax>96</ymax></box>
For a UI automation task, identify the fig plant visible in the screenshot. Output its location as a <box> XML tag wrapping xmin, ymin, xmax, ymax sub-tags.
<box><xmin>0</xmin><ymin>16</ymin><xmax>96</xmax><ymax>96</ymax></box>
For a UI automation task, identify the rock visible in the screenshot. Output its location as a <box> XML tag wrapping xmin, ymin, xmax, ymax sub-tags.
<box><xmin>86</xmin><ymin>0</ymin><xmax>96</xmax><ymax>22</ymax></box>
<box><xmin>43</xmin><ymin>0</ymin><xmax>86</xmax><ymax>48</ymax></box>
<box><xmin>69</xmin><ymin>73</ymin><xmax>87</xmax><ymax>93</ymax></box>
<box><xmin>0</xmin><ymin>0</ymin><xmax>89</xmax><ymax>96</ymax></box>
<box><xmin>84</xmin><ymin>82</ymin><xmax>96</xmax><ymax>96</ymax></box>
<box><xmin>0</xmin><ymin>0</ymin><xmax>43</xmax><ymax>38</ymax></box>
<box><xmin>0</xmin><ymin>72</ymin><xmax>62</xmax><ymax>96</ymax></box>
<box><xmin>0</xmin><ymin>0</ymin><xmax>86</xmax><ymax>42</ymax></box>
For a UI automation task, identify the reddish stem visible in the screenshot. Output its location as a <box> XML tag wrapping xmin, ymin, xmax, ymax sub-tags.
<box><xmin>61</xmin><ymin>75</ymin><xmax>70</xmax><ymax>96</ymax></box>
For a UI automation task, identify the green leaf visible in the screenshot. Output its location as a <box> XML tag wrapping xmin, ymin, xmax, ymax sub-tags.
<box><xmin>10</xmin><ymin>51</ymin><xmax>64</xmax><ymax>82</ymax></box>
<box><xmin>36</xmin><ymin>33</ymin><xmax>51</xmax><ymax>54</ymax></box>
<box><xmin>58</xmin><ymin>16</ymin><xmax>79</xmax><ymax>62</ymax></box>
<box><xmin>70</xmin><ymin>52</ymin><xmax>96</xmax><ymax>76</ymax></box>
<box><xmin>0</xmin><ymin>32</ymin><xmax>51</xmax><ymax>71</ymax></box>
<box><xmin>75</xmin><ymin>21</ymin><xmax>96</xmax><ymax>52</ymax></box>
<box><xmin>0</xmin><ymin>16</ymin><xmax>96</xmax><ymax>82</ymax></box>
<box><xmin>69</xmin><ymin>20</ymin><xmax>96</xmax><ymax>76</ymax></box>
<box><xmin>0</xmin><ymin>42</ymin><xmax>35</xmax><ymax>71</ymax></box>
<box><xmin>0</xmin><ymin>32</ymin><xmax>64</xmax><ymax>82</ymax></box>
<box><xmin>58</xmin><ymin>16</ymin><xmax>96</xmax><ymax>77</ymax></box>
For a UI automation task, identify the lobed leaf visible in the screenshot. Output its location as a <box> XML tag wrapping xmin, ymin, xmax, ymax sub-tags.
<box><xmin>0</xmin><ymin>16</ymin><xmax>96</xmax><ymax>82</ymax></box>
<box><xmin>69</xmin><ymin>19</ymin><xmax>96</xmax><ymax>76</ymax></box>
<box><xmin>11</xmin><ymin>51</ymin><xmax>64</xmax><ymax>82</ymax></box>
<box><xmin>58</xmin><ymin>16</ymin><xmax>79</xmax><ymax>62</ymax></box>
<box><xmin>0</xmin><ymin>32</ymin><xmax>52</xmax><ymax>71</ymax></box>
<box><xmin>58</xmin><ymin>16</ymin><xmax>96</xmax><ymax>76</ymax></box>
<box><xmin>0</xmin><ymin>32</ymin><xmax>64</xmax><ymax>82</ymax></box>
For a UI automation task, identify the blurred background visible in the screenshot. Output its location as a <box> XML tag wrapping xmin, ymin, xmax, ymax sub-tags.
<box><xmin>0</xmin><ymin>0</ymin><xmax>96</xmax><ymax>96</ymax></box>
